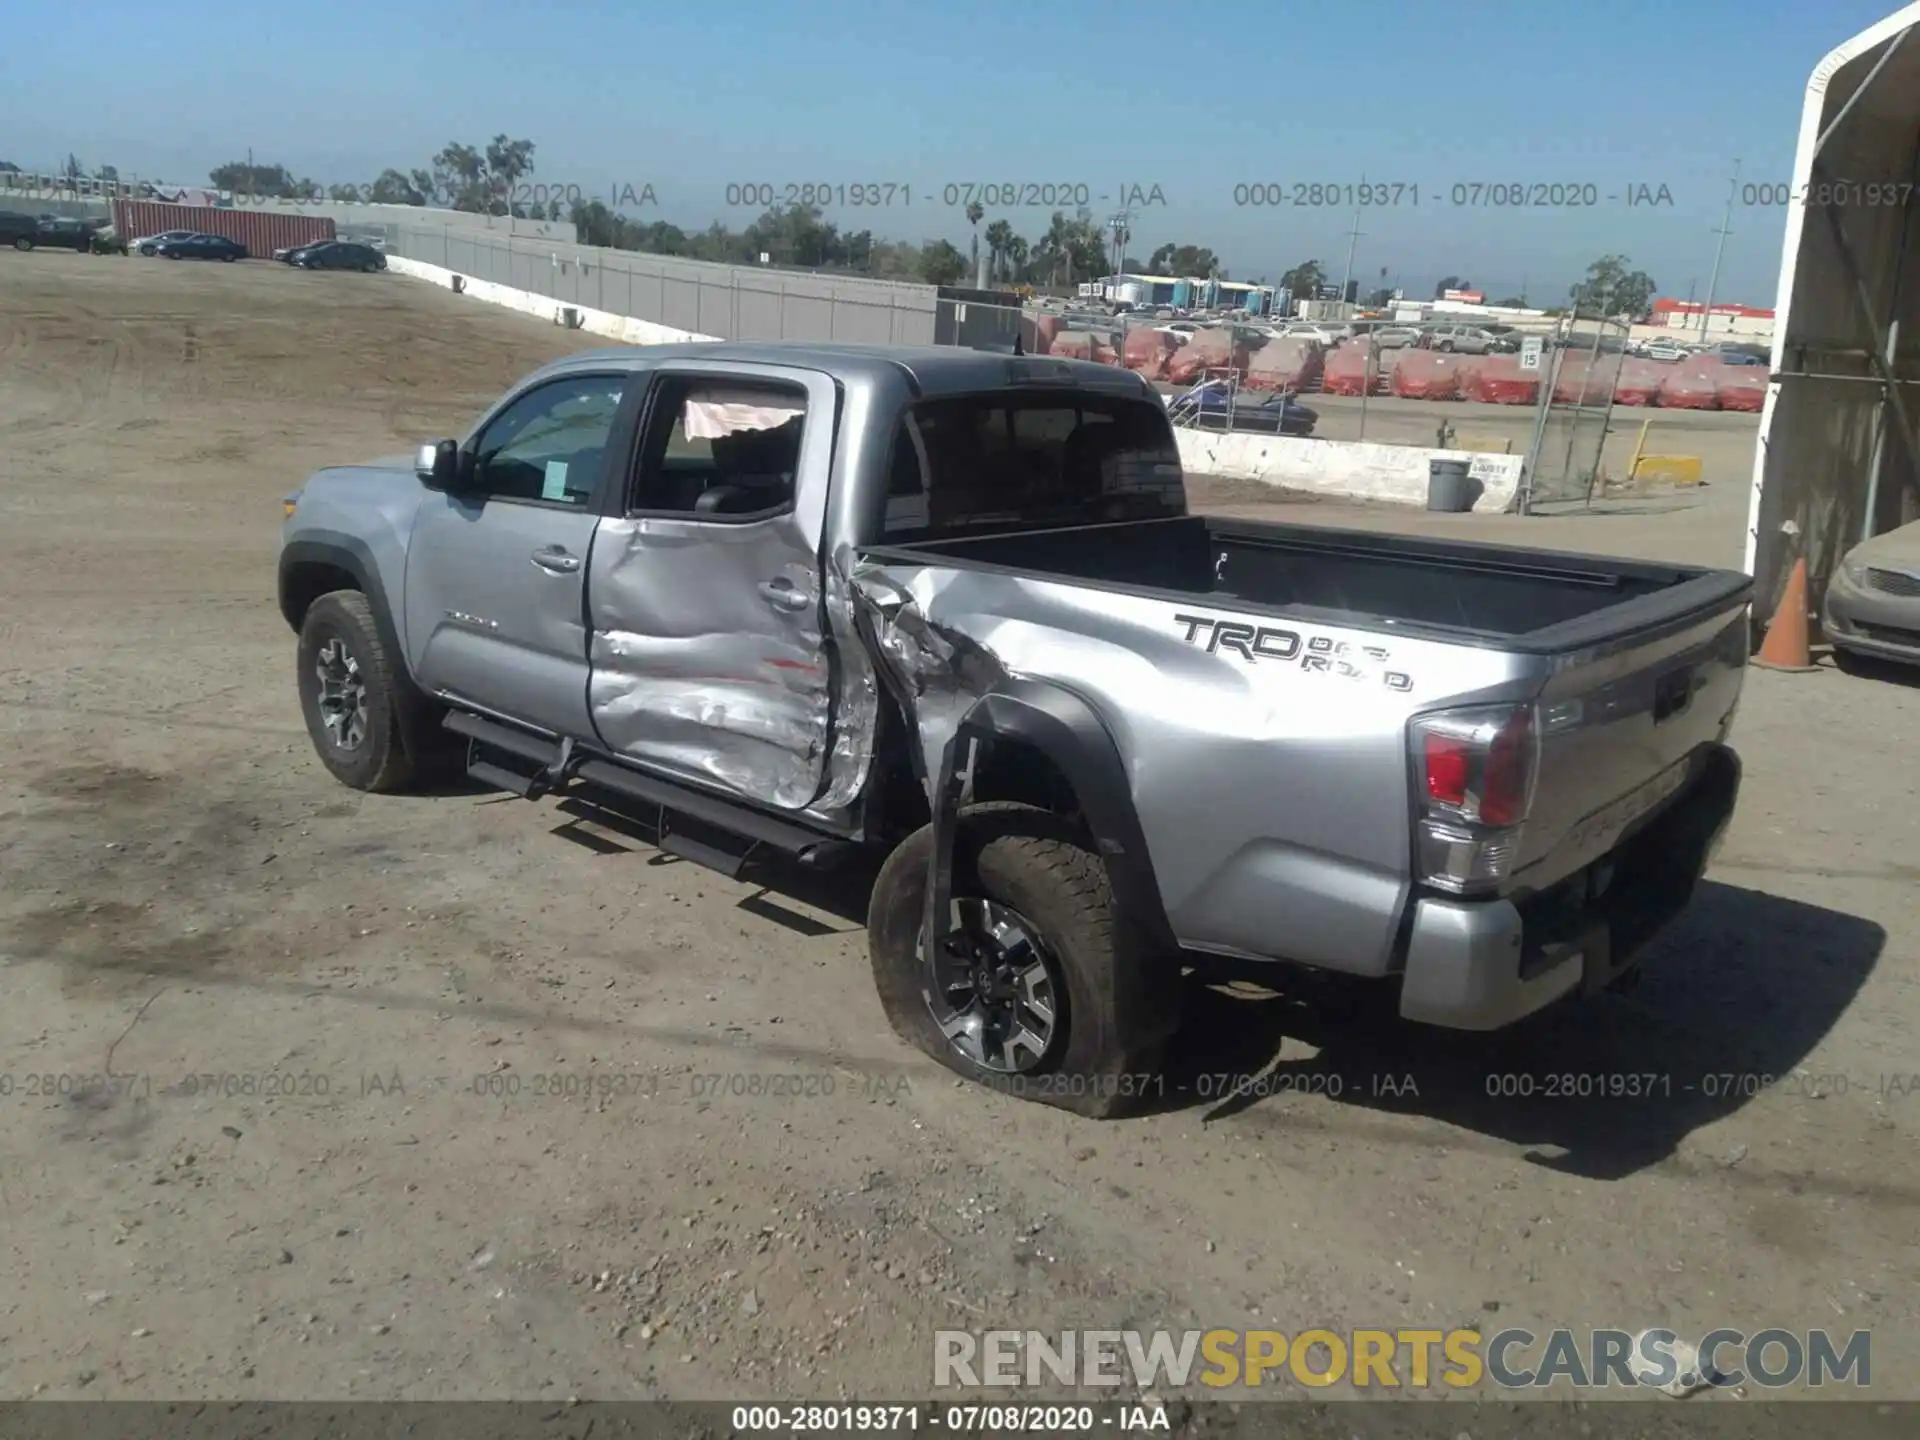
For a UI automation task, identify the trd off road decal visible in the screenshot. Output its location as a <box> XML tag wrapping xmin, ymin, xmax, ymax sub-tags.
<box><xmin>1175</xmin><ymin>613</ymin><xmax>1414</xmax><ymax>692</ymax></box>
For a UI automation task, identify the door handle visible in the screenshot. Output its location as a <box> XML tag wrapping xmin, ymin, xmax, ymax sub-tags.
<box><xmin>531</xmin><ymin>547</ymin><xmax>580</xmax><ymax>574</ymax></box>
<box><xmin>757</xmin><ymin>578</ymin><xmax>813</xmax><ymax>613</ymax></box>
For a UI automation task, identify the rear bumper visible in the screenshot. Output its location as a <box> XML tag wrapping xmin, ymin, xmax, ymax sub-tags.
<box><xmin>1397</xmin><ymin>745</ymin><xmax>1740</xmax><ymax>1030</ymax></box>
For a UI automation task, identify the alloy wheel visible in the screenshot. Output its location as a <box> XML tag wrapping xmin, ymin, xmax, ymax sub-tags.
<box><xmin>313</xmin><ymin>636</ymin><xmax>369</xmax><ymax>751</ymax></box>
<box><xmin>924</xmin><ymin>899</ymin><xmax>1063</xmax><ymax>1074</ymax></box>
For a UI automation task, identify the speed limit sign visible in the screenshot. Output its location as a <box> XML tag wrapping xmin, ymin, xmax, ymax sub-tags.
<box><xmin>1519</xmin><ymin>336</ymin><xmax>1545</xmax><ymax>372</ymax></box>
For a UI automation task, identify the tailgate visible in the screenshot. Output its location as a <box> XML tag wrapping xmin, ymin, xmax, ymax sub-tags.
<box><xmin>1513</xmin><ymin>574</ymin><xmax>1750</xmax><ymax>893</ymax></box>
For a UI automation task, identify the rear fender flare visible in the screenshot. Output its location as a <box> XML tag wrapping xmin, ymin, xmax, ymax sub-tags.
<box><xmin>922</xmin><ymin>678</ymin><xmax>1177</xmax><ymax>973</ymax></box>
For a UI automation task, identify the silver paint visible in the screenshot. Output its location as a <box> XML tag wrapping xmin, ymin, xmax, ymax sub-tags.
<box><xmin>286</xmin><ymin>343</ymin><xmax>1746</xmax><ymax>997</ymax></box>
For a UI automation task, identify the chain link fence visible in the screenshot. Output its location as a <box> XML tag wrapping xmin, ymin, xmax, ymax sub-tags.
<box><xmin>1518</xmin><ymin>315</ymin><xmax>1631</xmax><ymax>510</ymax></box>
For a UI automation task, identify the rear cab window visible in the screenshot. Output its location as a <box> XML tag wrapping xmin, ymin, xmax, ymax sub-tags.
<box><xmin>877</xmin><ymin>392</ymin><xmax>1186</xmax><ymax>541</ymax></box>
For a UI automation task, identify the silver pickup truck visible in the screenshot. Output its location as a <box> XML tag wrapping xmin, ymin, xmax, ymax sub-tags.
<box><xmin>278</xmin><ymin>343</ymin><xmax>1750</xmax><ymax>1116</ymax></box>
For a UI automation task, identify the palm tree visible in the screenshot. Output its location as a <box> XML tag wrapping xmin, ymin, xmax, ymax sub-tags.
<box><xmin>985</xmin><ymin>219</ymin><xmax>1014</xmax><ymax>282</ymax></box>
<box><xmin>965</xmin><ymin>201</ymin><xmax>984</xmax><ymax>284</ymax></box>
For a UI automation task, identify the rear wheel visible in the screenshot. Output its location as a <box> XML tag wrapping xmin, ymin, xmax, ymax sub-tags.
<box><xmin>868</xmin><ymin>803</ymin><xmax>1181</xmax><ymax>1118</ymax></box>
<box><xmin>12</xmin><ymin>237</ymin><xmax>32</xmax><ymax>252</ymax></box>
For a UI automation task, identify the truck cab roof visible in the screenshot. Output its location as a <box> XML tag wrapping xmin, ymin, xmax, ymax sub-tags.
<box><xmin>529</xmin><ymin>341</ymin><xmax>1157</xmax><ymax>401</ymax></box>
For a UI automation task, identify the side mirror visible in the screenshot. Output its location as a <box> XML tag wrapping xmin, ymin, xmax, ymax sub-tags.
<box><xmin>416</xmin><ymin>439</ymin><xmax>465</xmax><ymax>491</ymax></box>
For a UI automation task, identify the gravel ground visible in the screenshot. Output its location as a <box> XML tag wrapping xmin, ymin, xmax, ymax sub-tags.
<box><xmin>0</xmin><ymin>253</ymin><xmax>1915</xmax><ymax>1425</ymax></box>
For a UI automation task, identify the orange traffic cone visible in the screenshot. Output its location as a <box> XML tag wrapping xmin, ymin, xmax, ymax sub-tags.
<box><xmin>1753</xmin><ymin>558</ymin><xmax>1819</xmax><ymax>672</ymax></box>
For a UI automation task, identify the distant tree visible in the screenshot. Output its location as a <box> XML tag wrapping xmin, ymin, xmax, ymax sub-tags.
<box><xmin>1569</xmin><ymin>254</ymin><xmax>1656</xmax><ymax>319</ymax></box>
<box><xmin>984</xmin><ymin>218</ymin><xmax>1016</xmax><ymax>281</ymax></box>
<box><xmin>209</xmin><ymin>161</ymin><xmax>316</xmax><ymax>199</ymax></box>
<box><xmin>918</xmin><ymin>238</ymin><xmax>968</xmax><ymax>286</ymax></box>
<box><xmin>1279</xmin><ymin>259</ymin><xmax>1326</xmax><ymax>300</ymax></box>
<box><xmin>1147</xmin><ymin>242</ymin><xmax>1222</xmax><ymax>278</ymax></box>
<box><xmin>1001</xmin><ymin>231</ymin><xmax>1029</xmax><ymax>283</ymax></box>
<box><xmin>964</xmin><ymin>200</ymin><xmax>985</xmax><ymax>281</ymax></box>
<box><xmin>0</xmin><ymin>161</ymin><xmax>18</xmax><ymax>173</ymax></box>
<box><xmin>367</xmin><ymin>168</ymin><xmax>428</xmax><ymax>205</ymax></box>
<box><xmin>94</xmin><ymin>163</ymin><xmax>119</xmax><ymax>182</ymax></box>
<box><xmin>1365</xmin><ymin>287</ymin><xmax>1395</xmax><ymax>307</ymax></box>
<box><xmin>1492</xmin><ymin>295</ymin><xmax>1527</xmax><ymax>308</ymax></box>
<box><xmin>1434</xmin><ymin>274</ymin><xmax>1468</xmax><ymax>297</ymax></box>
<box><xmin>63</xmin><ymin>152</ymin><xmax>83</xmax><ymax>179</ymax></box>
<box><xmin>421</xmin><ymin>135</ymin><xmax>537</xmax><ymax>215</ymax></box>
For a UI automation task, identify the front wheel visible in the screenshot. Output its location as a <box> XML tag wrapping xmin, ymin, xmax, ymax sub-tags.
<box><xmin>296</xmin><ymin>590</ymin><xmax>415</xmax><ymax>792</ymax></box>
<box><xmin>867</xmin><ymin>803</ymin><xmax>1181</xmax><ymax>1118</ymax></box>
<box><xmin>12</xmin><ymin>237</ymin><xmax>32</xmax><ymax>252</ymax></box>
<box><xmin>221</xmin><ymin>254</ymin><xmax>236</xmax><ymax>262</ymax></box>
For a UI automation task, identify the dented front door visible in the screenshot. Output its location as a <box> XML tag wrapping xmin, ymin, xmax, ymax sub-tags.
<box><xmin>584</xmin><ymin>364</ymin><xmax>838</xmax><ymax>811</ymax></box>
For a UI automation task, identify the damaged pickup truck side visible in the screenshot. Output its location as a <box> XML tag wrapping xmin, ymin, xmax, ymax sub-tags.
<box><xmin>279</xmin><ymin>342</ymin><xmax>1750</xmax><ymax>1116</ymax></box>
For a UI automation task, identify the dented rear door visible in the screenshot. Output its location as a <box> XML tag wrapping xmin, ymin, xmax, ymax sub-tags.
<box><xmin>583</xmin><ymin>363</ymin><xmax>839</xmax><ymax>811</ymax></box>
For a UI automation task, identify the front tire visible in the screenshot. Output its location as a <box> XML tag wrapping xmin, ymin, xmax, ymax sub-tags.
<box><xmin>868</xmin><ymin>803</ymin><xmax>1180</xmax><ymax>1118</ymax></box>
<box><xmin>296</xmin><ymin>590</ymin><xmax>414</xmax><ymax>793</ymax></box>
<box><xmin>13</xmin><ymin>237</ymin><xmax>32</xmax><ymax>252</ymax></box>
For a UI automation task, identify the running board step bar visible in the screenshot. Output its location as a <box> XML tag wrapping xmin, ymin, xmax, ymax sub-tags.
<box><xmin>656</xmin><ymin>829</ymin><xmax>751</xmax><ymax>879</ymax></box>
<box><xmin>466</xmin><ymin>758</ymin><xmax>539</xmax><ymax>798</ymax></box>
<box><xmin>441</xmin><ymin>709</ymin><xmax>856</xmax><ymax>877</ymax></box>
<box><xmin>444</xmin><ymin>710</ymin><xmax>561</xmax><ymax>767</ymax></box>
<box><xmin>573</xmin><ymin>758</ymin><xmax>827</xmax><ymax>857</ymax></box>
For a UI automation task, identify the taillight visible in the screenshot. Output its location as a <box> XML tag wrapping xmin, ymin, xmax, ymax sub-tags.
<box><xmin>1410</xmin><ymin>704</ymin><xmax>1539</xmax><ymax>895</ymax></box>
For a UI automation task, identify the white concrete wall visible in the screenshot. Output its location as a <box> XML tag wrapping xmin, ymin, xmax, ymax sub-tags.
<box><xmin>1174</xmin><ymin>430</ymin><xmax>1522</xmax><ymax>512</ymax></box>
<box><xmin>385</xmin><ymin>254</ymin><xmax>718</xmax><ymax>345</ymax></box>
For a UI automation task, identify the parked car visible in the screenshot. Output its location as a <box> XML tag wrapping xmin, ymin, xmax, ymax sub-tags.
<box><xmin>1711</xmin><ymin>343</ymin><xmax>1770</xmax><ymax>367</ymax></box>
<box><xmin>278</xmin><ymin>342</ymin><xmax>1750</xmax><ymax>1115</ymax></box>
<box><xmin>27</xmin><ymin>216</ymin><xmax>121</xmax><ymax>253</ymax></box>
<box><xmin>154</xmin><ymin>234</ymin><xmax>248</xmax><ymax>262</ymax></box>
<box><xmin>1167</xmin><ymin>381</ymin><xmax>1317</xmax><ymax>436</ymax></box>
<box><xmin>1824</xmin><ymin>519</ymin><xmax>1920</xmax><ymax>672</ymax></box>
<box><xmin>1643</xmin><ymin>339</ymin><xmax>1693</xmax><ymax>362</ymax></box>
<box><xmin>1</xmin><ymin>211</ymin><xmax>43</xmax><ymax>249</ymax></box>
<box><xmin>1280</xmin><ymin>322</ymin><xmax>1344</xmax><ymax>344</ymax></box>
<box><xmin>1424</xmin><ymin>325</ymin><xmax>1513</xmax><ymax>355</ymax></box>
<box><xmin>285</xmin><ymin>241</ymin><xmax>387</xmax><ymax>272</ymax></box>
<box><xmin>1372</xmin><ymin>325</ymin><xmax>1423</xmax><ymax>349</ymax></box>
<box><xmin>135</xmin><ymin>229</ymin><xmax>202</xmax><ymax>256</ymax></box>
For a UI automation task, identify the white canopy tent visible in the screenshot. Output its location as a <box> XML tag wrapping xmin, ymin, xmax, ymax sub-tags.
<box><xmin>1747</xmin><ymin>1</ymin><xmax>1920</xmax><ymax>642</ymax></box>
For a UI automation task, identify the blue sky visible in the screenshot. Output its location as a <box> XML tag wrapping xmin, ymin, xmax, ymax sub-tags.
<box><xmin>1</xmin><ymin>0</ymin><xmax>1901</xmax><ymax>304</ymax></box>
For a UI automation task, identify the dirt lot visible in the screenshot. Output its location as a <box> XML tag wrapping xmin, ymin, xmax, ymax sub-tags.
<box><xmin>1</xmin><ymin>253</ymin><xmax>1917</xmax><ymax>1421</ymax></box>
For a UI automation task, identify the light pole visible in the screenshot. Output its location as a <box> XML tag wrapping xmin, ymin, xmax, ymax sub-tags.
<box><xmin>1699</xmin><ymin>159</ymin><xmax>1741</xmax><ymax>342</ymax></box>
<box><xmin>1337</xmin><ymin>200</ymin><xmax>1364</xmax><ymax>310</ymax></box>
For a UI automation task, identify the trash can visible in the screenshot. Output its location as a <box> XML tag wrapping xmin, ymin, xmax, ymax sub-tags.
<box><xmin>1427</xmin><ymin>457</ymin><xmax>1474</xmax><ymax>512</ymax></box>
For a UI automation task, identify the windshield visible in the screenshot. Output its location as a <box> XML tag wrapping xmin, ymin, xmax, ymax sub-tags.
<box><xmin>877</xmin><ymin>392</ymin><xmax>1186</xmax><ymax>541</ymax></box>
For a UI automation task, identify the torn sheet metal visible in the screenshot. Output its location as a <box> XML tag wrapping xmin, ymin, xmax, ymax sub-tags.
<box><xmin>849</xmin><ymin>559</ymin><xmax>1012</xmax><ymax>796</ymax></box>
<box><xmin>808</xmin><ymin>558</ymin><xmax>883</xmax><ymax>814</ymax></box>
<box><xmin>587</xmin><ymin>517</ymin><xmax>831</xmax><ymax>810</ymax></box>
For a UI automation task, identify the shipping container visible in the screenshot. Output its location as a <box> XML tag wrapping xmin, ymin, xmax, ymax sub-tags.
<box><xmin>111</xmin><ymin>200</ymin><xmax>335</xmax><ymax>258</ymax></box>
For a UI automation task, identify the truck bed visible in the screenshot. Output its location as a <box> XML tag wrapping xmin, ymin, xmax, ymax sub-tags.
<box><xmin>865</xmin><ymin>515</ymin><xmax>1750</xmax><ymax>652</ymax></box>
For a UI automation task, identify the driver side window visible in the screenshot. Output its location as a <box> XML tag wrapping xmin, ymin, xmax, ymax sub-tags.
<box><xmin>469</xmin><ymin>374</ymin><xmax>629</xmax><ymax>507</ymax></box>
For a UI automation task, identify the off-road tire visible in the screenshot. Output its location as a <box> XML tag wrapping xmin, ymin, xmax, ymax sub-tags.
<box><xmin>868</xmin><ymin>802</ymin><xmax>1181</xmax><ymax>1119</ymax></box>
<box><xmin>296</xmin><ymin>590</ymin><xmax>415</xmax><ymax>793</ymax></box>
